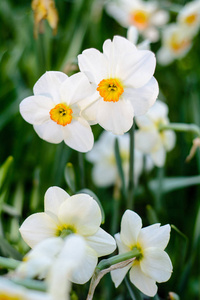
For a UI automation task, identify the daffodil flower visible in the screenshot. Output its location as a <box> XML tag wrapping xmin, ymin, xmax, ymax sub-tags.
<box><xmin>78</xmin><ymin>36</ymin><xmax>158</xmax><ymax>134</ymax></box>
<box><xmin>111</xmin><ymin>210</ymin><xmax>172</xmax><ymax>297</ymax></box>
<box><xmin>135</xmin><ymin>100</ymin><xmax>176</xmax><ymax>167</ymax></box>
<box><xmin>157</xmin><ymin>24</ymin><xmax>192</xmax><ymax>65</ymax></box>
<box><xmin>86</xmin><ymin>131</ymin><xmax>153</xmax><ymax>187</ymax></box>
<box><xmin>177</xmin><ymin>0</ymin><xmax>200</xmax><ymax>36</ymax></box>
<box><xmin>105</xmin><ymin>0</ymin><xmax>169</xmax><ymax>42</ymax></box>
<box><xmin>19</xmin><ymin>186</ymin><xmax>116</xmax><ymax>284</ymax></box>
<box><xmin>20</xmin><ymin>71</ymin><xmax>95</xmax><ymax>152</ymax></box>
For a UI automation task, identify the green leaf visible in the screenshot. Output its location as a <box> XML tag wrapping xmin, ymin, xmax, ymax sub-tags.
<box><xmin>64</xmin><ymin>162</ymin><xmax>76</xmax><ymax>193</ymax></box>
<box><xmin>0</xmin><ymin>156</ymin><xmax>14</xmax><ymax>192</ymax></box>
<box><xmin>77</xmin><ymin>188</ymin><xmax>105</xmax><ymax>224</ymax></box>
<box><xmin>149</xmin><ymin>175</ymin><xmax>200</xmax><ymax>194</ymax></box>
<box><xmin>0</xmin><ymin>236</ymin><xmax>22</xmax><ymax>260</ymax></box>
<box><xmin>114</xmin><ymin>138</ymin><xmax>126</xmax><ymax>199</ymax></box>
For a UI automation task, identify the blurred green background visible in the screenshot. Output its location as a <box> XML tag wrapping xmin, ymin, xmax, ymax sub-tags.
<box><xmin>0</xmin><ymin>0</ymin><xmax>200</xmax><ymax>299</ymax></box>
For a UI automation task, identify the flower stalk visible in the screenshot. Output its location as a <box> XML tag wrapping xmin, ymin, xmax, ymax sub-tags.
<box><xmin>159</xmin><ymin>122</ymin><xmax>200</xmax><ymax>137</ymax></box>
<box><xmin>86</xmin><ymin>248</ymin><xmax>141</xmax><ymax>300</ymax></box>
<box><xmin>127</xmin><ymin>122</ymin><xmax>135</xmax><ymax>209</ymax></box>
<box><xmin>0</xmin><ymin>256</ymin><xmax>21</xmax><ymax>270</ymax></box>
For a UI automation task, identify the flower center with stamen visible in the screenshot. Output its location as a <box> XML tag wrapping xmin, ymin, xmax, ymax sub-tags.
<box><xmin>170</xmin><ymin>34</ymin><xmax>190</xmax><ymax>53</ymax></box>
<box><xmin>97</xmin><ymin>78</ymin><xmax>124</xmax><ymax>102</ymax></box>
<box><xmin>131</xmin><ymin>245</ymin><xmax>143</xmax><ymax>262</ymax></box>
<box><xmin>185</xmin><ymin>13</ymin><xmax>197</xmax><ymax>25</ymax></box>
<box><xmin>130</xmin><ymin>10</ymin><xmax>149</xmax><ymax>29</ymax></box>
<box><xmin>56</xmin><ymin>224</ymin><xmax>76</xmax><ymax>239</ymax></box>
<box><xmin>50</xmin><ymin>103</ymin><xmax>73</xmax><ymax>126</ymax></box>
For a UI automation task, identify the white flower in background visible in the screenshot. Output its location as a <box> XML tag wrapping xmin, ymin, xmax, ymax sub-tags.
<box><xmin>105</xmin><ymin>0</ymin><xmax>169</xmax><ymax>42</ymax></box>
<box><xmin>0</xmin><ymin>277</ymin><xmax>50</xmax><ymax>300</ymax></box>
<box><xmin>78</xmin><ymin>36</ymin><xmax>158</xmax><ymax>134</ymax></box>
<box><xmin>127</xmin><ymin>26</ymin><xmax>150</xmax><ymax>50</ymax></box>
<box><xmin>20</xmin><ymin>71</ymin><xmax>94</xmax><ymax>152</ymax></box>
<box><xmin>19</xmin><ymin>186</ymin><xmax>116</xmax><ymax>284</ymax></box>
<box><xmin>86</xmin><ymin>131</ymin><xmax>153</xmax><ymax>187</ymax></box>
<box><xmin>177</xmin><ymin>0</ymin><xmax>200</xmax><ymax>35</ymax></box>
<box><xmin>157</xmin><ymin>23</ymin><xmax>192</xmax><ymax>65</ymax></box>
<box><xmin>135</xmin><ymin>100</ymin><xmax>176</xmax><ymax>167</ymax></box>
<box><xmin>111</xmin><ymin>210</ymin><xmax>172</xmax><ymax>297</ymax></box>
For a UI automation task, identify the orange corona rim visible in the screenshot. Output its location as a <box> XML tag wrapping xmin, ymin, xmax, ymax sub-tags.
<box><xmin>185</xmin><ymin>13</ymin><xmax>197</xmax><ymax>25</ymax></box>
<box><xmin>97</xmin><ymin>78</ymin><xmax>124</xmax><ymax>102</ymax></box>
<box><xmin>49</xmin><ymin>103</ymin><xmax>73</xmax><ymax>126</ymax></box>
<box><xmin>130</xmin><ymin>10</ymin><xmax>149</xmax><ymax>30</ymax></box>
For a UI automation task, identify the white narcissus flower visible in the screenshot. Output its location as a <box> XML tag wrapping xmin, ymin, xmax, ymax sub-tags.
<box><xmin>177</xmin><ymin>0</ymin><xmax>200</xmax><ymax>36</ymax></box>
<box><xmin>20</xmin><ymin>71</ymin><xmax>94</xmax><ymax>152</ymax></box>
<box><xmin>135</xmin><ymin>100</ymin><xmax>176</xmax><ymax>167</ymax></box>
<box><xmin>0</xmin><ymin>277</ymin><xmax>51</xmax><ymax>300</ymax></box>
<box><xmin>19</xmin><ymin>186</ymin><xmax>116</xmax><ymax>284</ymax></box>
<box><xmin>111</xmin><ymin>210</ymin><xmax>172</xmax><ymax>297</ymax></box>
<box><xmin>78</xmin><ymin>36</ymin><xmax>158</xmax><ymax>135</ymax></box>
<box><xmin>105</xmin><ymin>0</ymin><xmax>169</xmax><ymax>42</ymax></box>
<box><xmin>127</xmin><ymin>26</ymin><xmax>150</xmax><ymax>50</ymax></box>
<box><xmin>86</xmin><ymin>131</ymin><xmax>152</xmax><ymax>187</ymax></box>
<box><xmin>157</xmin><ymin>23</ymin><xmax>192</xmax><ymax>65</ymax></box>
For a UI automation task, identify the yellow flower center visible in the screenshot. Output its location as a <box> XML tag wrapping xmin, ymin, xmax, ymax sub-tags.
<box><xmin>0</xmin><ymin>293</ymin><xmax>22</xmax><ymax>300</ymax></box>
<box><xmin>130</xmin><ymin>10</ymin><xmax>149</xmax><ymax>29</ymax></box>
<box><xmin>131</xmin><ymin>244</ymin><xmax>143</xmax><ymax>262</ymax></box>
<box><xmin>56</xmin><ymin>224</ymin><xmax>77</xmax><ymax>238</ymax></box>
<box><xmin>97</xmin><ymin>78</ymin><xmax>124</xmax><ymax>102</ymax></box>
<box><xmin>49</xmin><ymin>103</ymin><xmax>73</xmax><ymax>126</ymax></box>
<box><xmin>170</xmin><ymin>34</ymin><xmax>190</xmax><ymax>53</ymax></box>
<box><xmin>185</xmin><ymin>13</ymin><xmax>197</xmax><ymax>25</ymax></box>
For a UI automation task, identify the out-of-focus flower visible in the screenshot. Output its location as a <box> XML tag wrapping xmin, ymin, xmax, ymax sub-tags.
<box><xmin>135</xmin><ymin>100</ymin><xmax>176</xmax><ymax>167</ymax></box>
<box><xmin>32</xmin><ymin>0</ymin><xmax>59</xmax><ymax>37</ymax></box>
<box><xmin>157</xmin><ymin>23</ymin><xmax>192</xmax><ymax>65</ymax></box>
<box><xmin>0</xmin><ymin>277</ymin><xmax>50</xmax><ymax>300</ymax></box>
<box><xmin>19</xmin><ymin>186</ymin><xmax>116</xmax><ymax>284</ymax></box>
<box><xmin>111</xmin><ymin>210</ymin><xmax>172</xmax><ymax>297</ymax></box>
<box><xmin>16</xmin><ymin>235</ymin><xmax>87</xmax><ymax>300</ymax></box>
<box><xmin>20</xmin><ymin>71</ymin><xmax>94</xmax><ymax>153</ymax></box>
<box><xmin>47</xmin><ymin>235</ymin><xmax>86</xmax><ymax>300</ymax></box>
<box><xmin>127</xmin><ymin>26</ymin><xmax>150</xmax><ymax>50</ymax></box>
<box><xmin>105</xmin><ymin>0</ymin><xmax>169</xmax><ymax>42</ymax></box>
<box><xmin>78</xmin><ymin>36</ymin><xmax>158</xmax><ymax>134</ymax></box>
<box><xmin>177</xmin><ymin>0</ymin><xmax>200</xmax><ymax>36</ymax></box>
<box><xmin>86</xmin><ymin>131</ymin><xmax>152</xmax><ymax>187</ymax></box>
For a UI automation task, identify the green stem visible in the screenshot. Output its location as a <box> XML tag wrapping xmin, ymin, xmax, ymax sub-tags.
<box><xmin>11</xmin><ymin>278</ymin><xmax>46</xmax><ymax>292</ymax></box>
<box><xmin>0</xmin><ymin>256</ymin><xmax>21</xmax><ymax>270</ymax></box>
<box><xmin>97</xmin><ymin>248</ymin><xmax>141</xmax><ymax>272</ymax></box>
<box><xmin>78</xmin><ymin>152</ymin><xmax>85</xmax><ymax>188</ymax></box>
<box><xmin>127</xmin><ymin>122</ymin><xmax>135</xmax><ymax>209</ymax></box>
<box><xmin>159</xmin><ymin>123</ymin><xmax>200</xmax><ymax>137</ymax></box>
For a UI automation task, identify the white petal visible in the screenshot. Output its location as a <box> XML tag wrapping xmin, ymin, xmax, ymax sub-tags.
<box><xmin>144</xmin><ymin>27</ymin><xmax>159</xmax><ymax>43</ymax></box>
<box><xmin>85</xmin><ymin>227</ymin><xmax>116</xmax><ymax>257</ymax></box>
<box><xmin>19</xmin><ymin>213</ymin><xmax>58</xmax><ymax>248</ymax></box>
<box><xmin>151</xmin><ymin>146</ymin><xmax>166</xmax><ymax>167</ymax></box>
<box><xmin>70</xmin><ymin>245</ymin><xmax>98</xmax><ymax>284</ymax></box>
<box><xmin>62</xmin><ymin>117</ymin><xmax>94</xmax><ymax>152</ymax></box>
<box><xmin>138</xmin><ymin>224</ymin><xmax>171</xmax><ymax>250</ymax></box>
<box><xmin>60</xmin><ymin>72</ymin><xmax>94</xmax><ymax>105</ymax></box>
<box><xmin>127</xmin><ymin>26</ymin><xmax>139</xmax><ymax>44</ymax></box>
<box><xmin>78</xmin><ymin>49</ymin><xmax>108</xmax><ymax>83</ymax></box>
<box><xmin>157</xmin><ymin>47</ymin><xmax>174</xmax><ymax>66</ymax></box>
<box><xmin>20</xmin><ymin>96</ymin><xmax>54</xmax><ymax>125</ymax></box>
<box><xmin>33</xmin><ymin>71</ymin><xmax>68</xmax><ymax>104</ymax></box>
<box><xmin>33</xmin><ymin>121</ymin><xmax>63</xmax><ymax>144</ymax></box>
<box><xmin>163</xmin><ymin>130</ymin><xmax>176</xmax><ymax>151</ymax></box>
<box><xmin>96</xmin><ymin>98</ymin><xmax>134</xmax><ymax>135</ymax></box>
<box><xmin>58</xmin><ymin>194</ymin><xmax>101</xmax><ymax>236</ymax></box>
<box><xmin>124</xmin><ymin>77</ymin><xmax>158</xmax><ymax>116</ymax></box>
<box><xmin>152</xmin><ymin>10</ymin><xmax>169</xmax><ymax>26</ymax></box>
<box><xmin>91</xmin><ymin>163</ymin><xmax>117</xmax><ymax>187</ymax></box>
<box><xmin>120</xmin><ymin>210</ymin><xmax>142</xmax><ymax>247</ymax></box>
<box><xmin>115</xmin><ymin>232</ymin><xmax>130</xmax><ymax>254</ymax></box>
<box><xmin>141</xmin><ymin>248</ymin><xmax>173</xmax><ymax>282</ymax></box>
<box><xmin>48</xmin><ymin>235</ymin><xmax>86</xmax><ymax>300</ymax></box>
<box><xmin>44</xmin><ymin>186</ymin><xmax>70</xmax><ymax>218</ymax></box>
<box><xmin>119</xmin><ymin>49</ymin><xmax>156</xmax><ymax>88</ymax></box>
<box><xmin>111</xmin><ymin>263</ymin><xmax>132</xmax><ymax>288</ymax></box>
<box><xmin>129</xmin><ymin>264</ymin><xmax>158</xmax><ymax>297</ymax></box>
<box><xmin>135</xmin><ymin>130</ymin><xmax>158</xmax><ymax>154</ymax></box>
